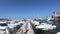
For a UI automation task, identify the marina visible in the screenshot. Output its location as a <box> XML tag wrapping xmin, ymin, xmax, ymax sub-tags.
<box><xmin>0</xmin><ymin>15</ymin><xmax>60</xmax><ymax>34</ymax></box>
<box><xmin>0</xmin><ymin>0</ymin><xmax>60</xmax><ymax>34</ymax></box>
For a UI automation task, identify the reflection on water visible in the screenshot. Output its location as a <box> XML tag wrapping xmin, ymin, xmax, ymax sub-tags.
<box><xmin>35</xmin><ymin>22</ymin><xmax>60</xmax><ymax>34</ymax></box>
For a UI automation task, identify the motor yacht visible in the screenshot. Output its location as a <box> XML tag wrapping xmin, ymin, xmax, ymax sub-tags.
<box><xmin>0</xmin><ymin>21</ymin><xmax>10</xmax><ymax>34</ymax></box>
<box><xmin>36</xmin><ymin>20</ymin><xmax>56</xmax><ymax>30</ymax></box>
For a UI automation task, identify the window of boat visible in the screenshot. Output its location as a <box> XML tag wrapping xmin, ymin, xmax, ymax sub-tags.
<box><xmin>47</xmin><ymin>21</ymin><xmax>53</xmax><ymax>24</ymax></box>
<box><xmin>40</xmin><ymin>20</ymin><xmax>48</xmax><ymax>23</ymax></box>
<box><xmin>0</xmin><ymin>23</ymin><xmax>7</xmax><ymax>26</ymax></box>
<box><xmin>14</xmin><ymin>21</ymin><xmax>19</xmax><ymax>23</ymax></box>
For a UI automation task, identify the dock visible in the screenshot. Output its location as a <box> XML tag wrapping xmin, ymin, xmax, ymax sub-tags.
<box><xmin>15</xmin><ymin>22</ymin><xmax>35</xmax><ymax>34</ymax></box>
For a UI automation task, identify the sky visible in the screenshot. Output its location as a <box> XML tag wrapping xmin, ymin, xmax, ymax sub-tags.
<box><xmin>0</xmin><ymin>0</ymin><xmax>60</xmax><ymax>19</ymax></box>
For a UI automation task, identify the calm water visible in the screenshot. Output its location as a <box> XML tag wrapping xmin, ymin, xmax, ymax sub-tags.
<box><xmin>32</xmin><ymin>22</ymin><xmax>60</xmax><ymax>34</ymax></box>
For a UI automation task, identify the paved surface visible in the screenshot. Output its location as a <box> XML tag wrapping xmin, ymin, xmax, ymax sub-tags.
<box><xmin>15</xmin><ymin>22</ymin><xmax>35</xmax><ymax>34</ymax></box>
<box><xmin>26</xmin><ymin>24</ymin><xmax>35</xmax><ymax>34</ymax></box>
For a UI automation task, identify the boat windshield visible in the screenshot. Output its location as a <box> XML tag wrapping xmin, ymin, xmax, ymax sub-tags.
<box><xmin>40</xmin><ymin>20</ymin><xmax>48</xmax><ymax>23</ymax></box>
<box><xmin>47</xmin><ymin>21</ymin><xmax>54</xmax><ymax>24</ymax></box>
<box><xmin>40</xmin><ymin>20</ymin><xmax>54</xmax><ymax>25</ymax></box>
<box><xmin>0</xmin><ymin>23</ymin><xmax>7</xmax><ymax>26</ymax></box>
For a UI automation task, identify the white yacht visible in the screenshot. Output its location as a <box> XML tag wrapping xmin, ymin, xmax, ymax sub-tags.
<box><xmin>7</xmin><ymin>20</ymin><xmax>21</xmax><ymax>29</ymax></box>
<box><xmin>36</xmin><ymin>20</ymin><xmax>56</xmax><ymax>30</ymax></box>
<box><xmin>31</xmin><ymin>19</ymin><xmax>40</xmax><ymax>26</ymax></box>
<box><xmin>0</xmin><ymin>21</ymin><xmax>10</xmax><ymax>34</ymax></box>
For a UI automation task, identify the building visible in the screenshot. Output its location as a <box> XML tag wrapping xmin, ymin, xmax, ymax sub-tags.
<box><xmin>53</xmin><ymin>11</ymin><xmax>60</xmax><ymax>21</ymax></box>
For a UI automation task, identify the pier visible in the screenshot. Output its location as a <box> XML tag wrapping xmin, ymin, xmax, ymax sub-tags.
<box><xmin>15</xmin><ymin>22</ymin><xmax>35</xmax><ymax>34</ymax></box>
